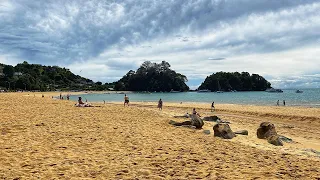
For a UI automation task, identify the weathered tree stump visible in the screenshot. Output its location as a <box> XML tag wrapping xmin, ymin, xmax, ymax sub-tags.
<box><xmin>257</xmin><ymin>122</ymin><xmax>277</xmax><ymax>139</ymax></box>
<box><xmin>169</xmin><ymin>114</ymin><xmax>204</xmax><ymax>129</ymax></box>
<box><xmin>190</xmin><ymin>114</ymin><xmax>204</xmax><ymax>129</ymax></box>
<box><xmin>267</xmin><ymin>135</ymin><xmax>283</xmax><ymax>146</ymax></box>
<box><xmin>257</xmin><ymin>122</ymin><xmax>283</xmax><ymax>146</ymax></box>
<box><xmin>213</xmin><ymin>123</ymin><xmax>236</xmax><ymax>139</ymax></box>
<box><xmin>202</xmin><ymin>116</ymin><xmax>220</xmax><ymax>122</ymax></box>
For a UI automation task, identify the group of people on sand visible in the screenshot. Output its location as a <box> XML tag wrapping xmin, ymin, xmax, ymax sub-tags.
<box><xmin>58</xmin><ymin>93</ymin><xmax>70</xmax><ymax>100</ymax></box>
<box><xmin>123</xmin><ymin>94</ymin><xmax>164</xmax><ymax>110</ymax></box>
<box><xmin>277</xmin><ymin>100</ymin><xmax>286</xmax><ymax>106</ymax></box>
<box><xmin>122</xmin><ymin>94</ymin><xmax>214</xmax><ymax>114</ymax></box>
<box><xmin>75</xmin><ymin>94</ymin><xmax>131</xmax><ymax>108</ymax></box>
<box><xmin>74</xmin><ymin>94</ymin><xmax>215</xmax><ymax>114</ymax></box>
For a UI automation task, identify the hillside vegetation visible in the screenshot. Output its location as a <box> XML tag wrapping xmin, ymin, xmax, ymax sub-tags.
<box><xmin>0</xmin><ymin>61</ymin><xmax>95</xmax><ymax>91</ymax></box>
<box><xmin>114</xmin><ymin>61</ymin><xmax>189</xmax><ymax>92</ymax></box>
<box><xmin>0</xmin><ymin>61</ymin><xmax>272</xmax><ymax>92</ymax></box>
<box><xmin>198</xmin><ymin>72</ymin><xmax>271</xmax><ymax>91</ymax></box>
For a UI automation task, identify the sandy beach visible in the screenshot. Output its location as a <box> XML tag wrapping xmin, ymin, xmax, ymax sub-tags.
<box><xmin>1</xmin><ymin>93</ymin><xmax>319</xmax><ymax>179</ymax></box>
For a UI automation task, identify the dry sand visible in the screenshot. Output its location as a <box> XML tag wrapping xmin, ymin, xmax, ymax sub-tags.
<box><xmin>0</xmin><ymin>93</ymin><xmax>319</xmax><ymax>179</ymax></box>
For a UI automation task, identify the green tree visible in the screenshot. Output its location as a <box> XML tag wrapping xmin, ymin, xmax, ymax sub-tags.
<box><xmin>114</xmin><ymin>61</ymin><xmax>189</xmax><ymax>92</ymax></box>
<box><xmin>0</xmin><ymin>62</ymin><xmax>97</xmax><ymax>91</ymax></box>
<box><xmin>198</xmin><ymin>71</ymin><xmax>271</xmax><ymax>91</ymax></box>
<box><xmin>96</xmin><ymin>81</ymin><xmax>102</xmax><ymax>86</ymax></box>
<box><xmin>3</xmin><ymin>65</ymin><xmax>14</xmax><ymax>78</ymax></box>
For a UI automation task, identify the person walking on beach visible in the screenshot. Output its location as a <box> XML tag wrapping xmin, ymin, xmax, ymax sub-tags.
<box><xmin>283</xmin><ymin>100</ymin><xmax>286</xmax><ymax>106</ymax></box>
<box><xmin>211</xmin><ymin>101</ymin><xmax>215</xmax><ymax>112</ymax></box>
<box><xmin>277</xmin><ymin>100</ymin><xmax>279</xmax><ymax>106</ymax></box>
<box><xmin>158</xmin><ymin>98</ymin><xmax>163</xmax><ymax>110</ymax></box>
<box><xmin>124</xmin><ymin>94</ymin><xmax>129</xmax><ymax>107</ymax></box>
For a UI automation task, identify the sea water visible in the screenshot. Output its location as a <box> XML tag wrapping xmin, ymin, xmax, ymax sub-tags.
<box><xmin>69</xmin><ymin>89</ymin><xmax>320</xmax><ymax>107</ymax></box>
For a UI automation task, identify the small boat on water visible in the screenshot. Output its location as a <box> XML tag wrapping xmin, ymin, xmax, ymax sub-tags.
<box><xmin>170</xmin><ymin>90</ymin><xmax>180</xmax><ymax>93</ymax></box>
<box><xmin>197</xmin><ymin>89</ymin><xmax>211</xmax><ymax>92</ymax></box>
<box><xmin>215</xmin><ymin>80</ymin><xmax>223</xmax><ymax>93</ymax></box>
<box><xmin>265</xmin><ymin>88</ymin><xmax>283</xmax><ymax>93</ymax></box>
<box><xmin>295</xmin><ymin>90</ymin><xmax>303</xmax><ymax>93</ymax></box>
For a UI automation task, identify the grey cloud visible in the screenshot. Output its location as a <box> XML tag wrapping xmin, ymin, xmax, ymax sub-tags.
<box><xmin>105</xmin><ymin>59</ymin><xmax>138</xmax><ymax>71</ymax></box>
<box><xmin>1</xmin><ymin>0</ymin><xmax>320</xmax><ymax>88</ymax></box>
<box><xmin>207</xmin><ymin>57</ymin><xmax>225</xmax><ymax>60</ymax></box>
<box><xmin>270</xmin><ymin>74</ymin><xmax>320</xmax><ymax>89</ymax></box>
<box><xmin>1</xmin><ymin>0</ymin><xmax>318</xmax><ymax>65</ymax></box>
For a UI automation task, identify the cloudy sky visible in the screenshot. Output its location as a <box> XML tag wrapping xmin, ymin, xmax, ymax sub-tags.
<box><xmin>1</xmin><ymin>0</ymin><xmax>320</xmax><ymax>89</ymax></box>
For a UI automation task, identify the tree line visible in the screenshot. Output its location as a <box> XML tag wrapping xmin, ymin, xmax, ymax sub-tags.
<box><xmin>0</xmin><ymin>61</ymin><xmax>109</xmax><ymax>91</ymax></box>
<box><xmin>0</xmin><ymin>61</ymin><xmax>272</xmax><ymax>92</ymax></box>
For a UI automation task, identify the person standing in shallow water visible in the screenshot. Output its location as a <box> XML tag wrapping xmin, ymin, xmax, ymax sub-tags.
<box><xmin>158</xmin><ymin>98</ymin><xmax>163</xmax><ymax>110</ymax></box>
<box><xmin>124</xmin><ymin>94</ymin><xmax>129</xmax><ymax>107</ymax></box>
<box><xmin>283</xmin><ymin>100</ymin><xmax>286</xmax><ymax>106</ymax></box>
<box><xmin>277</xmin><ymin>100</ymin><xmax>279</xmax><ymax>106</ymax></box>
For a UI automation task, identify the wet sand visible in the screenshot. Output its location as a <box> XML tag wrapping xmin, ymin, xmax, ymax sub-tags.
<box><xmin>23</xmin><ymin>91</ymin><xmax>133</xmax><ymax>98</ymax></box>
<box><xmin>0</xmin><ymin>93</ymin><xmax>319</xmax><ymax>179</ymax></box>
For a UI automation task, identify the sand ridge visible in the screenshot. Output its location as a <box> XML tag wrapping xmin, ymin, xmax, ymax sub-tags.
<box><xmin>0</xmin><ymin>93</ymin><xmax>320</xmax><ymax>179</ymax></box>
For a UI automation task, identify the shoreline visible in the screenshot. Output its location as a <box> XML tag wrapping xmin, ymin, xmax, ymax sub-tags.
<box><xmin>11</xmin><ymin>90</ymin><xmax>320</xmax><ymax>108</ymax></box>
<box><xmin>17</xmin><ymin>90</ymin><xmax>133</xmax><ymax>97</ymax></box>
<box><xmin>80</xmin><ymin>100</ymin><xmax>320</xmax><ymax>109</ymax></box>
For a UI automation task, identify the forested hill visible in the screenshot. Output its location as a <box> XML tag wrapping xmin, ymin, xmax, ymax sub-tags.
<box><xmin>114</xmin><ymin>61</ymin><xmax>189</xmax><ymax>92</ymax></box>
<box><xmin>0</xmin><ymin>61</ymin><xmax>94</xmax><ymax>91</ymax></box>
<box><xmin>198</xmin><ymin>72</ymin><xmax>271</xmax><ymax>91</ymax></box>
